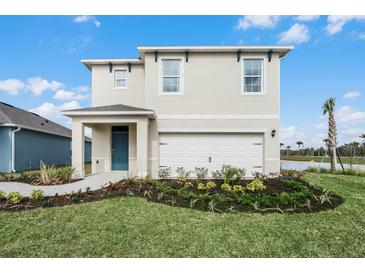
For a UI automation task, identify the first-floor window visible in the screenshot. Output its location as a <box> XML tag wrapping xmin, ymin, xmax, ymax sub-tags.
<box><xmin>161</xmin><ymin>59</ymin><xmax>181</xmax><ymax>93</ymax></box>
<box><xmin>243</xmin><ymin>59</ymin><xmax>263</xmax><ymax>93</ymax></box>
<box><xmin>115</xmin><ymin>69</ymin><xmax>127</xmax><ymax>88</ymax></box>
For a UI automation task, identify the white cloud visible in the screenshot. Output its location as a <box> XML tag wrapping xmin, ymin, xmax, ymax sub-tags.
<box><xmin>26</xmin><ymin>77</ymin><xmax>63</xmax><ymax>96</ymax></box>
<box><xmin>73</xmin><ymin>16</ymin><xmax>101</xmax><ymax>28</ymax></box>
<box><xmin>73</xmin><ymin>16</ymin><xmax>92</xmax><ymax>23</ymax></box>
<box><xmin>53</xmin><ymin>90</ymin><xmax>88</xmax><ymax>101</ymax></box>
<box><xmin>355</xmin><ymin>33</ymin><xmax>365</xmax><ymax>40</ymax></box>
<box><xmin>336</xmin><ymin>106</ymin><xmax>365</xmax><ymax>125</ymax></box>
<box><xmin>0</xmin><ymin>79</ymin><xmax>25</xmax><ymax>95</ymax></box>
<box><xmin>280</xmin><ymin>126</ymin><xmax>298</xmax><ymax>146</ymax></box>
<box><xmin>341</xmin><ymin>128</ymin><xmax>365</xmax><ymax>143</ymax></box>
<box><xmin>326</xmin><ymin>16</ymin><xmax>365</xmax><ymax>35</ymax></box>
<box><xmin>278</xmin><ymin>23</ymin><xmax>310</xmax><ymax>44</ymax></box>
<box><xmin>296</xmin><ymin>15</ymin><xmax>320</xmax><ymax>22</ymax></box>
<box><xmin>73</xmin><ymin>85</ymin><xmax>90</xmax><ymax>93</ymax></box>
<box><xmin>344</xmin><ymin>91</ymin><xmax>361</xmax><ymax>99</ymax></box>
<box><xmin>29</xmin><ymin>102</ymin><xmax>60</xmax><ymax>120</ymax></box>
<box><xmin>60</xmin><ymin>100</ymin><xmax>81</xmax><ymax>111</ymax></box>
<box><xmin>30</xmin><ymin>100</ymin><xmax>81</xmax><ymax>121</ymax></box>
<box><xmin>236</xmin><ymin>16</ymin><xmax>280</xmax><ymax>30</ymax></box>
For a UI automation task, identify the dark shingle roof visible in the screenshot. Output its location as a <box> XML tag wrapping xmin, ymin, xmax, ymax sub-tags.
<box><xmin>64</xmin><ymin>104</ymin><xmax>154</xmax><ymax>112</ymax></box>
<box><xmin>0</xmin><ymin>102</ymin><xmax>91</xmax><ymax>141</ymax></box>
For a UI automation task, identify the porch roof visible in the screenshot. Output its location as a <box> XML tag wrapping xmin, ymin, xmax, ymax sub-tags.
<box><xmin>62</xmin><ymin>104</ymin><xmax>156</xmax><ymax>119</ymax></box>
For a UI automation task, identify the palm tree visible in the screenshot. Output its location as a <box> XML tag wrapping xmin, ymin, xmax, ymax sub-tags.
<box><xmin>286</xmin><ymin>145</ymin><xmax>291</xmax><ymax>156</ymax></box>
<box><xmin>322</xmin><ymin>97</ymin><xmax>337</xmax><ymax>172</ymax></box>
<box><xmin>296</xmin><ymin>141</ymin><xmax>303</xmax><ymax>155</ymax></box>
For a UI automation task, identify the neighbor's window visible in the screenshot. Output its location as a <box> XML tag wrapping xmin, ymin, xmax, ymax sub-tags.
<box><xmin>243</xmin><ymin>59</ymin><xmax>263</xmax><ymax>93</ymax></box>
<box><xmin>161</xmin><ymin>59</ymin><xmax>181</xmax><ymax>93</ymax></box>
<box><xmin>115</xmin><ymin>69</ymin><xmax>127</xmax><ymax>89</ymax></box>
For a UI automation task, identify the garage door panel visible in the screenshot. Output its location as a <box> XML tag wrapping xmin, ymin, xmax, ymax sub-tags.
<box><xmin>159</xmin><ymin>133</ymin><xmax>263</xmax><ymax>177</ymax></box>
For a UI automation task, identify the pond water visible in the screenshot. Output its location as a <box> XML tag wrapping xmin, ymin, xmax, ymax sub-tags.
<box><xmin>281</xmin><ymin>160</ymin><xmax>365</xmax><ymax>171</ymax></box>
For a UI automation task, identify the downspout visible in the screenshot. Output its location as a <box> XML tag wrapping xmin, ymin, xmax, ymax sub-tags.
<box><xmin>11</xmin><ymin>126</ymin><xmax>21</xmax><ymax>172</ymax></box>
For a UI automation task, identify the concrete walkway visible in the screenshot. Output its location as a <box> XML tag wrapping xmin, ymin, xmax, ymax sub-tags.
<box><xmin>0</xmin><ymin>172</ymin><xmax>127</xmax><ymax>197</ymax></box>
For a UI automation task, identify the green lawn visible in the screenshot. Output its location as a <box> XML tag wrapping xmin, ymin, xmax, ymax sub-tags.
<box><xmin>281</xmin><ymin>155</ymin><xmax>365</xmax><ymax>165</ymax></box>
<box><xmin>0</xmin><ymin>173</ymin><xmax>365</xmax><ymax>257</ymax></box>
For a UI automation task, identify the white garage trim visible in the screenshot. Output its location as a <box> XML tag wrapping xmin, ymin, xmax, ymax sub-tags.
<box><xmin>159</xmin><ymin>133</ymin><xmax>264</xmax><ymax>177</ymax></box>
<box><xmin>158</xmin><ymin>128</ymin><xmax>267</xmax><ymax>133</ymax></box>
<box><xmin>157</xmin><ymin>114</ymin><xmax>279</xmax><ymax>120</ymax></box>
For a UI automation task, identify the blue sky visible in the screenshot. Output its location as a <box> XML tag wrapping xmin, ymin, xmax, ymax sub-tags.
<box><xmin>0</xmin><ymin>15</ymin><xmax>364</xmax><ymax>147</ymax></box>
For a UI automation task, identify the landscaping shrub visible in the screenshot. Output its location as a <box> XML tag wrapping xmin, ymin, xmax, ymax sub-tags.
<box><xmin>158</xmin><ymin>166</ymin><xmax>172</xmax><ymax>179</ymax></box>
<box><xmin>7</xmin><ymin>192</ymin><xmax>22</xmax><ymax>204</ymax></box>
<box><xmin>194</xmin><ymin>167</ymin><xmax>208</xmax><ymax>182</ymax></box>
<box><xmin>280</xmin><ymin>169</ymin><xmax>305</xmax><ymax>179</ymax></box>
<box><xmin>197</xmin><ymin>183</ymin><xmax>206</xmax><ymax>190</ymax></box>
<box><xmin>32</xmin><ymin>162</ymin><xmax>61</xmax><ymax>185</ymax></box>
<box><xmin>306</xmin><ymin>167</ymin><xmax>318</xmax><ymax>173</ymax></box>
<box><xmin>176</xmin><ymin>167</ymin><xmax>192</xmax><ymax>185</ymax></box>
<box><xmin>56</xmin><ymin>165</ymin><xmax>75</xmax><ymax>183</ymax></box>
<box><xmin>233</xmin><ymin>185</ymin><xmax>244</xmax><ymax>193</ymax></box>
<box><xmin>0</xmin><ymin>190</ymin><xmax>5</xmax><ymax>200</ymax></box>
<box><xmin>31</xmin><ymin>189</ymin><xmax>44</xmax><ymax>201</ymax></box>
<box><xmin>246</xmin><ymin>178</ymin><xmax>266</xmax><ymax>192</ymax></box>
<box><xmin>221</xmin><ymin>183</ymin><xmax>232</xmax><ymax>192</ymax></box>
<box><xmin>212</xmin><ymin>170</ymin><xmax>223</xmax><ymax>180</ymax></box>
<box><xmin>205</xmin><ymin>181</ymin><xmax>217</xmax><ymax>190</ymax></box>
<box><xmin>220</xmin><ymin>165</ymin><xmax>242</xmax><ymax>184</ymax></box>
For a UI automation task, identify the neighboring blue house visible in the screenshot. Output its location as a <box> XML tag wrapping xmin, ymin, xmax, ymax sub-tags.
<box><xmin>0</xmin><ymin>102</ymin><xmax>91</xmax><ymax>172</ymax></box>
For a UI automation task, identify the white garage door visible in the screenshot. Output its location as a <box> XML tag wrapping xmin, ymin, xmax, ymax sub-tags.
<box><xmin>159</xmin><ymin>133</ymin><xmax>263</xmax><ymax>177</ymax></box>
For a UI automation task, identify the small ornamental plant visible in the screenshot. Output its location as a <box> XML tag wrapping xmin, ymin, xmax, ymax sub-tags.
<box><xmin>194</xmin><ymin>167</ymin><xmax>208</xmax><ymax>183</ymax></box>
<box><xmin>221</xmin><ymin>183</ymin><xmax>232</xmax><ymax>192</ymax></box>
<box><xmin>197</xmin><ymin>183</ymin><xmax>206</xmax><ymax>190</ymax></box>
<box><xmin>158</xmin><ymin>167</ymin><xmax>172</xmax><ymax>179</ymax></box>
<box><xmin>233</xmin><ymin>185</ymin><xmax>244</xmax><ymax>193</ymax></box>
<box><xmin>176</xmin><ymin>167</ymin><xmax>192</xmax><ymax>185</ymax></box>
<box><xmin>205</xmin><ymin>181</ymin><xmax>217</xmax><ymax>190</ymax></box>
<box><xmin>31</xmin><ymin>189</ymin><xmax>45</xmax><ymax>201</ymax></box>
<box><xmin>7</xmin><ymin>192</ymin><xmax>22</xmax><ymax>204</ymax></box>
<box><xmin>0</xmin><ymin>190</ymin><xmax>6</xmax><ymax>200</ymax></box>
<box><xmin>246</xmin><ymin>178</ymin><xmax>266</xmax><ymax>192</ymax></box>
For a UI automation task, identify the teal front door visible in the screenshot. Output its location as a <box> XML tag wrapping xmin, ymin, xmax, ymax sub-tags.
<box><xmin>112</xmin><ymin>126</ymin><xmax>129</xmax><ymax>170</ymax></box>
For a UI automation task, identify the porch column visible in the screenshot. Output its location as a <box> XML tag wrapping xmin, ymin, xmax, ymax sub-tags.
<box><xmin>72</xmin><ymin>120</ymin><xmax>85</xmax><ymax>178</ymax></box>
<box><xmin>136</xmin><ymin>118</ymin><xmax>148</xmax><ymax>177</ymax></box>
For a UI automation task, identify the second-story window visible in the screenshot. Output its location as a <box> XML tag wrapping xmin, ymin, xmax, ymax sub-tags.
<box><xmin>243</xmin><ymin>59</ymin><xmax>264</xmax><ymax>94</ymax></box>
<box><xmin>161</xmin><ymin>59</ymin><xmax>182</xmax><ymax>93</ymax></box>
<box><xmin>115</xmin><ymin>69</ymin><xmax>127</xmax><ymax>89</ymax></box>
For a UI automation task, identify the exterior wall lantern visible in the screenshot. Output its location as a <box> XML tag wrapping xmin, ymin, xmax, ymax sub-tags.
<box><xmin>271</xmin><ymin>129</ymin><xmax>276</xmax><ymax>137</ymax></box>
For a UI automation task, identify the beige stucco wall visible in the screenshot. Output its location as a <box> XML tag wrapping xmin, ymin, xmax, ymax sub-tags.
<box><xmin>144</xmin><ymin>52</ymin><xmax>280</xmax><ymax>115</ymax></box>
<box><xmin>91</xmin><ymin>64</ymin><xmax>145</xmax><ymax>108</ymax></box>
<box><xmin>84</xmin><ymin>50</ymin><xmax>282</xmax><ymax>176</ymax></box>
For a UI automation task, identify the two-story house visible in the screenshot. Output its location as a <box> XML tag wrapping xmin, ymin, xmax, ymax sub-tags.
<box><xmin>63</xmin><ymin>46</ymin><xmax>293</xmax><ymax>178</ymax></box>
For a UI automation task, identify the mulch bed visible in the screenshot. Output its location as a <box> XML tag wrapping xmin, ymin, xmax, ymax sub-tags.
<box><xmin>0</xmin><ymin>177</ymin><xmax>343</xmax><ymax>213</ymax></box>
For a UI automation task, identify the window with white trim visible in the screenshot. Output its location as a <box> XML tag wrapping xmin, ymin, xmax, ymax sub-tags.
<box><xmin>115</xmin><ymin>69</ymin><xmax>127</xmax><ymax>89</ymax></box>
<box><xmin>243</xmin><ymin>59</ymin><xmax>263</xmax><ymax>93</ymax></box>
<box><xmin>161</xmin><ymin>59</ymin><xmax>181</xmax><ymax>93</ymax></box>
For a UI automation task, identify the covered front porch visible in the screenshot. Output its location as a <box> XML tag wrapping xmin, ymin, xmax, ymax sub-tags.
<box><xmin>62</xmin><ymin>105</ymin><xmax>155</xmax><ymax>179</ymax></box>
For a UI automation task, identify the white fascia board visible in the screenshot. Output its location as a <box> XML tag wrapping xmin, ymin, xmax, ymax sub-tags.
<box><xmin>138</xmin><ymin>45</ymin><xmax>294</xmax><ymax>58</ymax></box>
<box><xmin>158</xmin><ymin>128</ymin><xmax>267</xmax><ymax>133</ymax></box>
<box><xmin>81</xmin><ymin>59</ymin><xmax>143</xmax><ymax>70</ymax></box>
<box><xmin>62</xmin><ymin>110</ymin><xmax>156</xmax><ymax>119</ymax></box>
